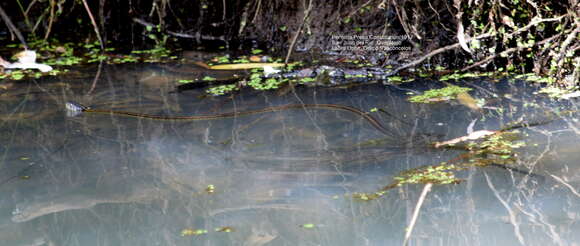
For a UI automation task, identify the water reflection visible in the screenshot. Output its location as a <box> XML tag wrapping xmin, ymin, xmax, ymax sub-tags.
<box><xmin>1</xmin><ymin>64</ymin><xmax>579</xmax><ymax>245</ymax></box>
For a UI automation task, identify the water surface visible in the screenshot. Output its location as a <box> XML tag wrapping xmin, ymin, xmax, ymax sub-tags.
<box><xmin>1</xmin><ymin>64</ymin><xmax>579</xmax><ymax>246</ymax></box>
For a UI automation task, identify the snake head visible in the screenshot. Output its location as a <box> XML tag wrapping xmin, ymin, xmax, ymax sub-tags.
<box><xmin>65</xmin><ymin>102</ymin><xmax>89</xmax><ymax>117</ymax></box>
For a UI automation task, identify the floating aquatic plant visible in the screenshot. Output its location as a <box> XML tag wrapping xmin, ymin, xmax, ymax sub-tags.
<box><xmin>408</xmin><ymin>85</ymin><xmax>473</xmax><ymax>103</ymax></box>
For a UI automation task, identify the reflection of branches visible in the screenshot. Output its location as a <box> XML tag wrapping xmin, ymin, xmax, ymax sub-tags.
<box><xmin>484</xmin><ymin>172</ymin><xmax>526</xmax><ymax>245</ymax></box>
<box><xmin>403</xmin><ymin>183</ymin><xmax>432</xmax><ymax>246</ymax></box>
<box><xmin>519</xmin><ymin>127</ymin><xmax>552</xmax><ymax>186</ymax></box>
<box><xmin>549</xmin><ymin>174</ymin><xmax>580</xmax><ymax>198</ymax></box>
<box><xmin>85</xmin><ymin>61</ymin><xmax>104</xmax><ymax>96</ymax></box>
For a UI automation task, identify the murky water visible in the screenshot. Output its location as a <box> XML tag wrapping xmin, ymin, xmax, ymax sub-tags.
<box><xmin>1</xmin><ymin>63</ymin><xmax>579</xmax><ymax>246</ymax></box>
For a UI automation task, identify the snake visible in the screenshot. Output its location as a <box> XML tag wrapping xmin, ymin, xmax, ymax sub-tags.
<box><xmin>65</xmin><ymin>101</ymin><xmax>394</xmax><ymax>137</ymax></box>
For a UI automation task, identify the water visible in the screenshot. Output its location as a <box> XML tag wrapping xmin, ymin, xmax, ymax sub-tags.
<box><xmin>1</xmin><ymin>63</ymin><xmax>579</xmax><ymax>246</ymax></box>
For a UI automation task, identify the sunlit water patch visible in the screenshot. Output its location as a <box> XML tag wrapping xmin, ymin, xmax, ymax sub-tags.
<box><xmin>0</xmin><ymin>63</ymin><xmax>579</xmax><ymax>245</ymax></box>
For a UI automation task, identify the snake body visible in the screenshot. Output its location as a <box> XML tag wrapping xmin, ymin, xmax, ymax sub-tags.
<box><xmin>66</xmin><ymin>102</ymin><xmax>392</xmax><ymax>136</ymax></box>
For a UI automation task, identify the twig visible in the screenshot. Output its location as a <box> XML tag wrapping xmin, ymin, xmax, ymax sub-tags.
<box><xmin>24</xmin><ymin>0</ymin><xmax>39</xmax><ymax>16</ymax></box>
<box><xmin>31</xmin><ymin>8</ymin><xmax>49</xmax><ymax>35</ymax></box>
<box><xmin>460</xmin><ymin>34</ymin><xmax>560</xmax><ymax>71</ymax></box>
<box><xmin>0</xmin><ymin>4</ymin><xmax>29</xmax><ymax>49</ymax></box>
<box><xmin>44</xmin><ymin>0</ymin><xmax>56</xmax><ymax>40</ymax></box>
<box><xmin>345</xmin><ymin>0</ymin><xmax>374</xmax><ymax>20</ymax></box>
<box><xmin>251</xmin><ymin>0</ymin><xmax>262</xmax><ymax>23</ymax></box>
<box><xmin>388</xmin><ymin>32</ymin><xmax>493</xmax><ymax>75</ymax></box>
<box><xmin>99</xmin><ymin>0</ymin><xmax>106</xmax><ymax>36</ymax></box>
<box><xmin>284</xmin><ymin>0</ymin><xmax>313</xmax><ymax>64</ymax></box>
<box><xmin>505</xmin><ymin>15</ymin><xmax>567</xmax><ymax>39</ymax></box>
<box><xmin>390</xmin><ymin>15</ymin><xmax>568</xmax><ymax>76</ymax></box>
<box><xmin>81</xmin><ymin>0</ymin><xmax>104</xmax><ymax>50</ymax></box>
<box><xmin>403</xmin><ymin>183</ymin><xmax>432</xmax><ymax>246</ymax></box>
<box><xmin>15</xmin><ymin>0</ymin><xmax>33</xmax><ymax>33</ymax></box>
<box><xmin>555</xmin><ymin>21</ymin><xmax>580</xmax><ymax>76</ymax></box>
<box><xmin>222</xmin><ymin>0</ymin><xmax>226</xmax><ymax>21</ymax></box>
<box><xmin>132</xmin><ymin>18</ymin><xmax>225</xmax><ymax>41</ymax></box>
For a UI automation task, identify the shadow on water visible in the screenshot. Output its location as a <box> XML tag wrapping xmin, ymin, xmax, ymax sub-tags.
<box><xmin>1</xmin><ymin>63</ymin><xmax>580</xmax><ymax>245</ymax></box>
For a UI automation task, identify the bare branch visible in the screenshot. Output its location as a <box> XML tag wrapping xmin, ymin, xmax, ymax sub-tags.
<box><xmin>390</xmin><ymin>15</ymin><xmax>569</xmax><ymax>76</ymax></box>
<box><xmin>0</xmin><ymin>4</ymin><xmax>28</xmax><ymax>48</ymax></box>
<box><xmin>81</xmin><ymin>0</ymin><xmax>104</xmax><ymax>50</ymax></box>
<box><xmin>285</xmin><ymin>0</ymin><xmax>313</xmax><ymax>64</ymax></box>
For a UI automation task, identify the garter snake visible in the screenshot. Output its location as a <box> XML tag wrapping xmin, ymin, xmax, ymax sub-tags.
<box><xmin>66</xmin><ymin>101</ymin><xmax>394</xmax><ymax>137</ymax></box>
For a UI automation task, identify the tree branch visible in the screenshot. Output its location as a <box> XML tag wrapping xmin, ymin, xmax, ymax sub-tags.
<box><xmin>0</xmin><ymin>4</ymin><xmax>28</xmax><ymax>49</ymax></box>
